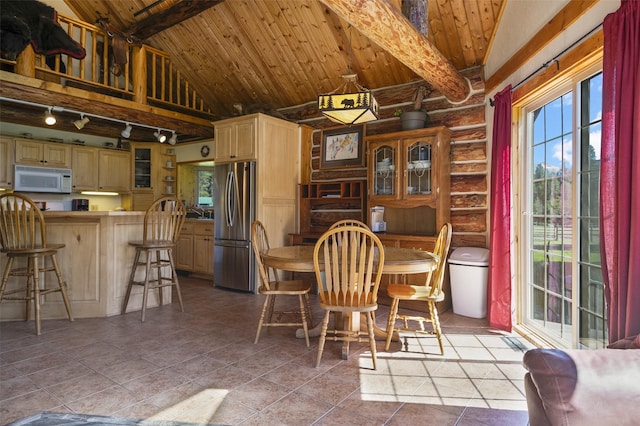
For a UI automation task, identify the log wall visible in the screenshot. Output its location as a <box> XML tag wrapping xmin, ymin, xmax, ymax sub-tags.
<box><xmin>280</xmin><ymin>66</ymin><xmax>488</xmax><ymax>249</ymax></box>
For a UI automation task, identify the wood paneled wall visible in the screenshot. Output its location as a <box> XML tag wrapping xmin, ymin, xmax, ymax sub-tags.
<box><xmin>280</xmin><ymin>67</ymin><xmax>488</xmax><ymax>248</ymax></box>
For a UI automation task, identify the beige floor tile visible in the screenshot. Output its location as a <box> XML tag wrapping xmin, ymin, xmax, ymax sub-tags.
<box><xmin>0</xmin><ymin>277</ymin><xmax>532</xmax><ymax>425</ymax></box>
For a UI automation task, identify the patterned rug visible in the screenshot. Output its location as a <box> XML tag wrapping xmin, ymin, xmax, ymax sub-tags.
<box><xmin>6</xmin><ymin>412</ymin><xmax>218</xmax><ymax>426</ymax></box>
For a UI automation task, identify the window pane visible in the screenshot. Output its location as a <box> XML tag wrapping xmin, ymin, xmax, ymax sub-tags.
<box><xmin>197</xmin><ymin>169</ymin><xmax>213</xmax><ymax>205</ymax></box>
<box><xmin>545</xmin><ymin>98</ymin><xmax>562</xmax><ymax>139</ymax></box>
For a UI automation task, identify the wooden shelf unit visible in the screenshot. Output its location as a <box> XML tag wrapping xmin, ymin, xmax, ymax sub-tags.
<box><xmin>299</xmin><ymin>180</ymin><xmax>366</xmax><ymax>235</ymax></box>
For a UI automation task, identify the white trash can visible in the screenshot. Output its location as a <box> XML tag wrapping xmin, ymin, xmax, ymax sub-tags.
<box><xmin>448</xmin><ymin>247</ymin><xmax>490</xmax><ymax>318</ymax></box>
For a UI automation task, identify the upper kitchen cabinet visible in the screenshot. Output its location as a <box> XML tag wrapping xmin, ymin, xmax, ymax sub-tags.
<box><xmin>72</xmin><ymin>146</ymin><xmax>99</xmax><ymax>191</ymax></box>
<box><xmin>367</xmin><ymin>127</ymin><xmax>451</xmax><ymax>235</ymax></box>
<box><xmin>98</xmin><ymin>149</ymin><xmax>130</xmax><ymax>192</ymax></box>
<box><xmin>0</xmin><ymin>136</ymin><xmax>15</xmax><ymax>189</ymax></box>
<box><xmin>213</xmin><ymin>115</ymin><xmax>256</xmax><ymax>163</ymax></box>
<box><xmin>72</xmin><ymin>147</ymin><xmax>130</xmax><ymax>193</ymax></box>
<box><xmin>126</xmin><ymin>143</ymin><xmax>176</xmax><ymax>210</ymax></box>
<box><xmin>15</xmin><ymin>138</ymin><xmax>71</xmax><ymax>168</ymax></box>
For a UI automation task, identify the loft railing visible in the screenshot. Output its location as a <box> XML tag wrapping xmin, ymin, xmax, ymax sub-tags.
<box><xmin>0</xmin><ymin>14</ymin><xmax>212</xmax><ymax>117</ymax></box>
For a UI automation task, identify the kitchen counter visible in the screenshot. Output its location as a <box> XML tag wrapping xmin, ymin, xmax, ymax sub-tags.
<box><xmin>0</xmin><ymin>210</ymin><xmax>174</xmax><ymax>321</ymax></box>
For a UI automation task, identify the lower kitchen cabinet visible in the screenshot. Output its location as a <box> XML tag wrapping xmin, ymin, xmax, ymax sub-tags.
<box><xmin>175</xmin><ymin>220</ymin><xmax>214</xmax><ymax>277</ymax></box>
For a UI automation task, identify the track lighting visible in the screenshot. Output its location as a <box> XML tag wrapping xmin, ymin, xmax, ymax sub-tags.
<box><xmin>73</xmin><ymin>114</ymin><xmax>90</xmax><ymax>130</ymax></box>
<box><xmin>154</xmin><ymin>129</ymin><xmax>167</xmax><ymax>143</ymax></box>
<box><xmin>121</xmin><ymin>123</ymin><xmax>132</xmax><ymax>138</ymax></box>
<box><xmin>2</xmin><ymin>98</ymin><xmax>178</xmax><ymax>144</ymax></box>
<box><xmin>44</xmin><ymin>108</ymin><xmax>56</xmax><ymax>125</ymax></box>
<box><xmin>168</xmin><ymin>131</ymin><xmax>177</xmax><ymax>145</ymax></box>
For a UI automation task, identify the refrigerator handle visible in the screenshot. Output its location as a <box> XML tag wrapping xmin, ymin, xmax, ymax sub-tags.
<box><xmin>225</xmin><ymin>169</ymin><xmax>235</xmax><ymax>227</ymax></box>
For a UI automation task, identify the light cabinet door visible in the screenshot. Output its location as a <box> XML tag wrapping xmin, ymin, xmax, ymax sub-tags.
<box><xmin>214</xmin><ymin>124</ymin><xmax>234</xmax><ymax>161</ymax></box>
<box><xmin>193</xmin><ymin>235</ymin><xmax>213</xmax><ymax>274</ymax></box>
<box><xmin>44</xmin><ymin>143</ymin><xmax>72</xmax><ymax>168</ymax></box>
<box><xmin>15</xmin><ymin>139</ymin><xmax>44</xmax><ymax>165</ymax></box>
<box><xmin>0</xmin><ymin>137</ymin><xmax>14</xmax><ymax>188</ymax></box>
<box><xmin>99</xmin><ymin>150</ymin><xmax>130</xmax><ymax>192</ymax></box>
<box><xmin>175</xmin><ymin>234</ymin><xmax>194</xmax><ymax>271</ymax></box>
<box><xmin>234</xmin><ymin>119</ymin><xmax>256</xmax><ymax>160</ymax></box>
<box><xmin>72</xmin><ymin>147</ymin><xmax>99</xmax><ymax>191</ymax></box>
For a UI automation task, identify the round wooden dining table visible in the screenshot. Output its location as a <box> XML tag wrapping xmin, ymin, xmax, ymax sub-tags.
<box><xmin>262</xmin><ymin>245</ymin><xmax>438</xmax><ymax>359</ymax></box>
<box><xmin>262</xmin><ymin>245</ymin><xmax>438</xmax><ymax>275</ymax></box>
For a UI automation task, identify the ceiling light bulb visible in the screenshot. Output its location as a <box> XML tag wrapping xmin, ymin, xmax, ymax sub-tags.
<box><xmin>168</xmin><ymin>131</ymin><xmax>177</xmax><ymax>145</ymax></box>
<box><xmin>154</xmin><ymin>130</ymin><xmax>167</xmax><ymax>143</ymax></box>
<box><xmin>73</xmin><ymin>114</ymin><xmax>90</xmax><ymax>130</ymax></box>
<box><xmin>121</xmin><ymin>123</ymin><xmax>132</xmax><ymax>138</ymax></box>
<box><xmin>44</xmin><ymin>108</ymin><xmax>56</xmax><ymax>125</ymax></box>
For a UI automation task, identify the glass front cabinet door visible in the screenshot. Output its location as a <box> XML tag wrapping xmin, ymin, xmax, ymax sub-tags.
<box><xmin>370</xmin><ymin>140</ymin><xmax>398</xmax><ymax>199</ymax></box>
<box><xmin>404</xmin><ymin>136</ymin><xmax>435</xmax><ymax>201</ymax></box>
<box><xmin>368</xmin><ymin>131</ymin><xmax>444</xmax><ymax>206</ymax></box>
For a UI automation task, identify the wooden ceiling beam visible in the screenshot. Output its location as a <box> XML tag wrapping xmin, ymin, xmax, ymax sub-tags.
<box><xmin>128</xmin><ymin>0</ymin><xmax>225</xmax><ymax>40</ymax></box>
<box><xmin>320</xmin><ymin>0</ymin><xmax>470</xmax><ymax>102</ymax></box>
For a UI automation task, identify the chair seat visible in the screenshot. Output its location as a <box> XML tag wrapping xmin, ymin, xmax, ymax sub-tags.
<box><xmin>129</xmin><ymin>240</ymin><xmax>175</xmax><ymax>249</ymax></box>
<box><xmin>2</xmin><ymin>244</ymin><xmax>65</xmax><ymax>255</ymax></box>
<box><xmin>258</xmin><ymin>279</ymin><xmax>311</xmax><ymax>294</ymax></box>
<box><xmin>318</xmin><ymin>291</ymin><xmax>378</xmax><ymax>311</ymax></box>
<box><xmin>386</xmin><ymin>283</ymin><xmax>445</xmax><ymax>302</ymax></box>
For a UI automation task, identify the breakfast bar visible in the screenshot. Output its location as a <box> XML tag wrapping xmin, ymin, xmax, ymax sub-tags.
<box><xmin>0</xmin><ymin>211</ymin><xmax>172</xmax><ymax>321</ymax></box>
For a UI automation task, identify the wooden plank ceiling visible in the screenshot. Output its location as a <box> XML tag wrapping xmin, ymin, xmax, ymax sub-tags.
<box><xmin>62</xmin><ymin>0</ymin><xmax>503</xmax><ymax>121</ymax></box>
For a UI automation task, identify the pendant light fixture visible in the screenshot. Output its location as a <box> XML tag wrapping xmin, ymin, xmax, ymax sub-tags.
<box><xmin>318</xmin><ymin>26</ymin><xmax>379</xmax><ymax>125</ymax></box>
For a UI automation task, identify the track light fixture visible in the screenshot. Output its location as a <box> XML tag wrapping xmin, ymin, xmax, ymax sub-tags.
<box><xmin>2</xmin><ymin>97</ymin><xmax>179</xmax><ymax>144</ymax></box>
<box><xmin>168</xmin><ymin>131</ymin><xmax>177</xmax><ymax>145</ymax></box>
<box><xmin>121</xmin><ymin>123</ymin><xmax>132</xmax><ymax>138</ymax></box>
<box><xmin>73</xmin><ymin>114</ymin><xmax>90</xmax><ymax>130</ymax></box>
<box><xmin>154</xmin><ymin>129</ymin><xmax>167</xmax><ymax>143</ymax></box>
<box><xmin>44</xmin><ymin>107</ymin><xmax>56</xmax><ymax>125</ymax></box>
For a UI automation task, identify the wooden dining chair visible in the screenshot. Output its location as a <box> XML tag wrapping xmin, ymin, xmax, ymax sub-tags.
<box><xmin>313</xmin><ymin>225</ymin><xmax>385</xmax><ymax>369</ymax></box>
<box><xmin>384</xmin><ymin>222</ymin><xmax>452</xmax><ymax>354</ymax></box>
<box><xmin>251</xmin><ymin>220</ymin><xmax>313</xmax><ymax>346</ymax></box>
<box><xmin>329</xmin><ymin>219</ymin><xmax>370</xmax><ymax>230</ymax></box>
<box><xmin>0</xmin><ymin>193</ymin><xmax>73</xmax><ymax>335</ymax></box>
<box><xmin>122</xmin><ymin>196</ymin><xmax>186</xmax><ymax>322</ymax></box>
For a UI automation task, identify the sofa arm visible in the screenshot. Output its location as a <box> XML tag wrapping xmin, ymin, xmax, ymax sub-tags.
<box><xmin>523</xmin><ymin>348</ymin><xmax>640</xmax><ymax>426</ymax></box>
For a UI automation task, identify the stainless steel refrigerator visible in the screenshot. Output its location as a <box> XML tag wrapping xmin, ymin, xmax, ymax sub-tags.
<box><xmin>213</xmin><ymin>161</ymin><xmax>256</xmax><ymax>292</ymax></box>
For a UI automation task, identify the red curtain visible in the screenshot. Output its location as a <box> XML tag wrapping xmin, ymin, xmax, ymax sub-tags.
<box><xmin>601</xmin><ymin>0</ymin><xmax>640</xmax><ymax>343</ymax></box>
<box><xmin>488</xmin><ymin>85</ymin><xmax>513</xmax><ymax>332</ymax></box>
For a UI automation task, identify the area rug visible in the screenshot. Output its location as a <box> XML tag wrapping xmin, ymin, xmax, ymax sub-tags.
<box><xmin>6</xmin><ymin>412</ymin><xmax>218</xmax><ymax>426</ymax></box>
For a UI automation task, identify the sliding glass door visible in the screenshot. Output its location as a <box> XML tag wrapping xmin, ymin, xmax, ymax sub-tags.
<box><xmin>520</xmin><ymin>67</ymin><xmax>606</xmax><ymax>349</ymax></box>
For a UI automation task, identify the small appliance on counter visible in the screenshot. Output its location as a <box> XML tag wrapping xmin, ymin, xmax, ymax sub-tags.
<box><xmin>371</xmin><ymin>206</ymin><xmax>386</xmax><ymax>233</ymax></box>
<box><xmin>72</xmin><ymin>199</ymin><xmax>89</xmax><ymax>211</ymax></box>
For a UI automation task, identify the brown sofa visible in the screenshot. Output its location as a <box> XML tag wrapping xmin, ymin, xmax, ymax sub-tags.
<box><xmin>523</xmin><ymin>340</ymin><xmax>640</xmax><ymax>426</ymax></box>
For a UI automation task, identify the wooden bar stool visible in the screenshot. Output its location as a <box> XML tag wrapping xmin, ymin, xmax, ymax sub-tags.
<box><xmin>0</xmin><ymin>193</ymin><xmax>73</xmax><ymax>335</ymax></box>
<box><xmin>122</xmin><ymin>196</ymin><xmax>186</xmax><ymax>322</ymax></box>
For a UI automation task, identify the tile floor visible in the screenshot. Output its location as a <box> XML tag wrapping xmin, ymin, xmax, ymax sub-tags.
<box><xmin>1</xmin><ymin>277</ymin><xmax>535</xmax><ymax>425</ymax></box>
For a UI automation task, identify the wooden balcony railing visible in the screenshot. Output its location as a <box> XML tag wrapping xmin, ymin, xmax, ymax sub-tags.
<box><xmin>0</xmin><ymin>14</ymin><xmax>212</xmax><ymax>118</ymax></box>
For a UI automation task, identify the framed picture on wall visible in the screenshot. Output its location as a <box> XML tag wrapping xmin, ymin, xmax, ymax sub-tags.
<box><xmin>320</xmin><ymin>125</ymin><xmax>365</xmax><ymax>169</ymax></box>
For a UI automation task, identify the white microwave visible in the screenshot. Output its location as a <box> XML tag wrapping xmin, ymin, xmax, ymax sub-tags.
<box><xmin>14</xmin><ymin>165</ymin><xmax>72</xmax><ymax>194</ymax></box>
